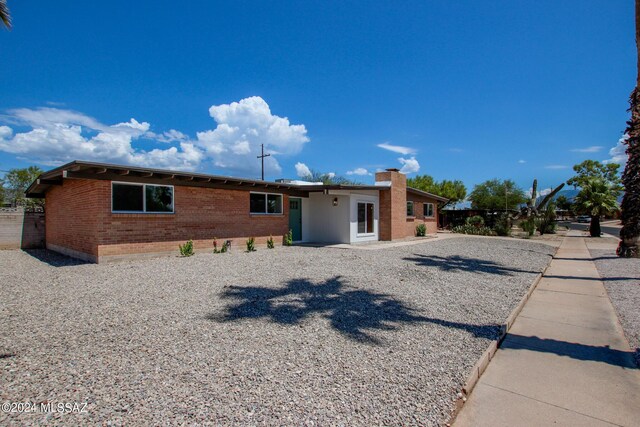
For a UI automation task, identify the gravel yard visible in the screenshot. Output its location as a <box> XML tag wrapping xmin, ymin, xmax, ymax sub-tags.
<box><xmin>0</xmin><ymin>237</ymin><xmax>554</xmax><ymax>426</ymax></box>
<box><xmin>590</xmin><ymin>248</ymin><xmax>640</xmax><ymax>366</ymax></box>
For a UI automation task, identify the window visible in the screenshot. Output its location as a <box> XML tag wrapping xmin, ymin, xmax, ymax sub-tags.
<box><xmin>112</xmin><ymin>182</ymin><xmax>174</xmax><ymax>213</ymax></box>
<box><xmin>424</xmin><ymin>203</ymin><xmax>434</xmax><ymax>218</ymax></box>
<box><xmin>250</xmin><ymin>192</ymin><xmax>283</xmax><ymax>214</ymax></box>
<box><xmin>407</xmin><ymin>201</ymin><xmax>414</xmax><ymax>217</ymax></box>
<box><xmin>357</xmin><ymin>202</ymin><xmax>374</xmax><ymax>234</ymax></box>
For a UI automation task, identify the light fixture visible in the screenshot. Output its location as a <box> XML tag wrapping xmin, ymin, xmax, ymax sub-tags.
<box><xmin>332</xmin><ymin>197</ymin><xmax>338</xmax><ymax>207</ymax></box>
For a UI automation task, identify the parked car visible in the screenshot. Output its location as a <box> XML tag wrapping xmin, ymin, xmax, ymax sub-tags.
<box><xmin>576</xmin><ymin>215</ymin><xmax>591</xmax><ymax>223</ymax></box>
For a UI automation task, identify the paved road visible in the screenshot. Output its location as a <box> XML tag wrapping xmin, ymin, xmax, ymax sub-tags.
<box><xmin>561</xmin><ymin>221</ymin><xmax>620</xmax><ymax>238</ymax></box>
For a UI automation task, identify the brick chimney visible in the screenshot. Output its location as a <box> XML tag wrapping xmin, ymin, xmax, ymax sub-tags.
<box><xmin>375</xmin><ymin>168</ymin><xmax>407</xmax><ymax>240</ymax></box>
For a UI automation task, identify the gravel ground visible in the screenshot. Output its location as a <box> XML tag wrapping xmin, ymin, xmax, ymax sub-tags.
<box><xmin>590</xmin><ymin>248</ymin><xmax>640</xmax><ymax>366</ymax></box>
<box><xmin>0</xmin><ymin>237</ymin><xmax>554</xmax><ymax>426</ymax></box>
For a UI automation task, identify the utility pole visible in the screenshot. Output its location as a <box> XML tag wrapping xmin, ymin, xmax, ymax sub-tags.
<box><xmin>257</xmin><ymin>144</ymin><xmax>271</xmax><ymax>181</ymax></box>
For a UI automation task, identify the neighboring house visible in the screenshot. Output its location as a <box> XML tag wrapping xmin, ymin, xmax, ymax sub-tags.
<box><xmin>26</xmin><ymin>161</ymin><xmax>446</xmax><ymax>263</ymax></box>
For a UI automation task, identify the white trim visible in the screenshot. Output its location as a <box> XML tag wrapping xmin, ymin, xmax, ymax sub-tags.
<box><xmin>249</xmin><ymin>191</ymin><xmax>284</xmax><ymax>215</ymax></box>
<box><xmin>111</xmin><ymin>181</ymin><xmax>175</xmax><ymax>214</ymax></box>
<box><xmin>356</xmin><ymin>200</ymin><xmax>376</xmax><ymax>237</ymax></box>
<box><xmin>424</xmin><ymin>202</ymin><xmax>435</xmax><ymax>218</ymax></box>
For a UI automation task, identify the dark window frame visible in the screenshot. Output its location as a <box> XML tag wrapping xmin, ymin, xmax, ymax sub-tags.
<box><xmin>250</xmin><ymin>192</ymin><xmax>283</xmax><ymax>215</ymax></box>
<box><xmin>111</xmin><ymin>181</ymin><xmax>175</xmax><ymax>214</ymax></box>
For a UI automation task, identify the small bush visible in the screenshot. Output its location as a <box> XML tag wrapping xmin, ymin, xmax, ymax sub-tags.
<box><xmin>179</xmin><ymin>239</ymin><xmax>194</xmax><ymax>257</ymax></box>
<box><xmin>283</xmin><ymin>229</ymin><xmax>293</xmax><ymax>246</ymax></box>
<box><xmin>452</xmin><ymin>224</ymin><xmax>495</xmax><ymax>236</ymax></box>
<box><xmin>267</xmin><ymin>235</ymin><xmax>275</xmax><ymax>249</ymax></box>
<box><xmin>416</xmin><ymin>223</ymin><xmax>427</xmax><ymax>237</ymax></box>
<box><xmin>466</xmin><ymin>215</ymin><xmax>485</xmax><ymax>227</ymax></box>
<box><xmin>213</xmin><ymin>238</ymin><xmax>229</xmax><ymax>254</ymax></box>
<box><xmin>536</xmin><ymin>202</ymin><xmax>557</xmax><ymax>235</ymax></box>
<box><xmin>493</xmin><ymin>213</ymin><xmax>511</xmax><ymax>236</ymax></box>
<box><xmin>246</xmin><ymin>237</ymin><xmax>256</xmax><ymax>252</ymax></box>
<box><xmin>521</xmin><ymin>218</ymin><xmax>536</xmax><ymax>236</ymax></box>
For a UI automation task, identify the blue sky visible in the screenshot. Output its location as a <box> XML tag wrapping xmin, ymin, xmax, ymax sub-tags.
<box><xmin>0</xmin><ymin>1</ymin><xmax>634</xmax><ymax>193</ymax></box>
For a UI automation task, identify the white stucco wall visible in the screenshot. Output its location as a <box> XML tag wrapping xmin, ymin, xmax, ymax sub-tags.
<box><xmin>306</xmin><ymin>193</ymin><xmax>351</xmax><ymax>243</ymax></box>
<box><xmin>300</xmin><ymin>197</ymin><xmax>311</xmax><ymax>242</ymax></box>
<box><xmin>348</xmin><ymin>192</ymin><xmax>379</xmax><ymax>243</ymax></box>
<box><xmin>302</xmin><ymin>190</ymin><xmax>379</xmax><ymax>244</ymax></box>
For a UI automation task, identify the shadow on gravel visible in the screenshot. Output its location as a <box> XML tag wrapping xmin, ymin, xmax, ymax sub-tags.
<box><xmin>209</xmin><ymin>276</ymin><xmax>499</xmax><ymax>345</ymax></box>
<box><xmin>23</xmin><ymin>249</ymin><xmax>89</xmax><ymax>267</ymax></box>
<box><xmin>504</xmin><ymin>334</ymin><xmax>639</xmax><ymax>369</ymax></box>
<box><xmin>403</xmin><ymin>254</ymin><xmax>539</xmax><ymax>276</ymax></box>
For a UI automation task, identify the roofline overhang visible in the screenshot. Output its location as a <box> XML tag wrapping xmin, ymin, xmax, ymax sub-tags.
<box><xmin>406</xmin><ymin>187</ymin><xmax>449</xmax><ymax>203</ymax></box>
<box><xmin>25</xmin><ymin>160</ymin><xmax>390</xmax><ymax>198</ymax></box>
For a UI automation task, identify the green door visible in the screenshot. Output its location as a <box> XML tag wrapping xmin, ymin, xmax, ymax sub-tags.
<box><xmin>289</xmin><ymin>198</ymin><xmax>302</xmax><ymax>241</ymax></box>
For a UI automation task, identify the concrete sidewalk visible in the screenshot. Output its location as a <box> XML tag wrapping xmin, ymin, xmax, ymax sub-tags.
<box><xmin>453</xmin><ymin>231</ymin><xmax>640</xmax><ymax>427</ymax></box>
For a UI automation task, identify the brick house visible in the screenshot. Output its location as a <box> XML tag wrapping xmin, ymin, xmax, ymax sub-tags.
<box><xmin>26</xmin><ymin>161</ymin><xmax>446</xmax><ymax>262</ymax></box>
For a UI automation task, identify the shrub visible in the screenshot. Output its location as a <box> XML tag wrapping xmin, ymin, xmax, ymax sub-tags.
<box><xmin>452</xmin><ymin>224</ymin><xmax>495</xmax><ymax>236</ymax></box>
<box><xmin>246</xmin><ymin>237</ymin><xmax>256</xmax><ymax>252</ymax></box>
<box><xmin>213</xmin><ymin>238</ymin><xmax>229</xmax><ymax>254</ymax></box>
<box><xmin>267</xmin><ymin>235</ymin><xmax>275</xmax><ymax>249</ymax></box>
<box><xmin>493</xmin><ymin>213</ymin><xmax>511</xmax><ymax>236</ymax></box>
<box><xmin>179</xmin><ymin>239</ymin><xmax>194</xmax><ymax>257</ymax></box>
<box><xmin>416</xmin><ymin>223</ymin><xmax>427</xmax><ymax>237</ymax></box>
<box><xmin>283</xmin><ymin>229</ymin><xmax>293</xmax><ymax>246</ymax></box>
<box><xmin>466</xmin><ymin>215</ymin><xmax>485</xmax><ymax>227</ymax></box>
<box><xmin>536</xmin><ymin>202</ymin><xmax>557</xmax><ymax>235</ymax></box>
<box><xmin>520</xmin><ymin>218</ymin><xmax>536</xmax><ymax>236</ymax></box>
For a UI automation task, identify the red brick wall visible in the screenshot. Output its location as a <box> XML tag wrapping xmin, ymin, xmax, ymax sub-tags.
<box><xmin>47</xmin><ymin>178</ymin><xmax>290</xmax><ymax>261</ymax></box>
<box><xmin>46</xmin><ymin>179</ymin><xmax>102</xmax><ymax>259</ymax></box>
<box><xmin>375</xmin><ymin>170</ymin><xmax>408</xmax><ymax>241</ymax></box>
<box><xmin>406</xmin><ymin>193</ymin><xmax>440</xmax><ymax>236</ymax></box>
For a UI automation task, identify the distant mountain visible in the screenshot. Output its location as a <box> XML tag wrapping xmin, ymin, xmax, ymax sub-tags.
<box><xmin>537</xmin><ymin>188</ymin><xmax>623</xmax><ymax>204</ymax></box>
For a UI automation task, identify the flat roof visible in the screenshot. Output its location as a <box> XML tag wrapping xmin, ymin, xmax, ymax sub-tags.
<box><xmin>25</xmin><ymin>161</ymin><xmax>389</xmax><ymax>198</ymax></box>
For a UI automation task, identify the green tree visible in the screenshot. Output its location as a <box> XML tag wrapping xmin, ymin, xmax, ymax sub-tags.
<box><xmin>555</xmin><ymin>195</ymin><xmax>573</xmax><ymax>212</ymax></box>
<box><xmin>567</xmin><ymin>160</ymin><xmax>622</xmax><ymax>238</ymax></box>
<box><xmin>566</xmin><ymin>160</ymin><xmax>622</xmax><ymax>191</ymax></box>
<box><xmin>468</xmin><ymin>179</ymin><xmax>526</xmax><ymax>211</ymax></box>
<box><xmin>302</xmin><ymin>169</ymin><xmax>359</xmax><ymax>185</ymax></box>
<box><xmin>407</xmin><ymin>174</ymin><xmax>467</xmax><ymax>208</ymax></box>
<box><xmin>5</xmin><ymin>166</ymin><xmax>44</xmax><ymax>208</ymax></box>
<box><xmin>619</xmin><ymin>0</ymin><xmax>640</xmax><ymax>257</ymax></box>
<box><xmin>0</xmin><ymin>0</ymin><xmax>10</xmax><ymax>30</ymax></box>
<box><xmin>0</xmin><ymin>177</ymin><xmax>5</xmax><ymax>206</ymax></box>
<box><xmin>574</xmin><ymin>178</ymin><xmax>620</xmax><ymax>237</ymax></box>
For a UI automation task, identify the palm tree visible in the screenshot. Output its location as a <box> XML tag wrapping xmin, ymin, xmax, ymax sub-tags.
<box><xmin>619</xmin><ymin>0</ymin><xmax>640</xmax><ymax>257</ymax></box>
<box><xmin>575</xmin><ymin>178</ymin><xmax>620</xmax><ymax>238</ymax></box>
<box><xmin>0</xmin><ymin>0</ymin><xmax>11</xmax><ymax>30</ymax></box>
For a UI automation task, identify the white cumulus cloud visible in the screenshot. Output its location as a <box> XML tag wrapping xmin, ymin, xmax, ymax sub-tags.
<box><xmin>377</xmin><ymin>142</ymin><xmax>417</xmax><ymax>155</ymax></box>
<box><xmin>398</xmin><ymin>157</ymin><xmax>420</xmax><ymax>174</ymax></box>
<box><xmin>0</xmin><ymin>97</ymin><xmax>310</xmax><ymax>176</ymax></box>
<box><xmin>605</xmin><ymin>135</ymin><xmax>628</xmax><ymax>165</ymax></box>
<box><xmin>0</xmin><ymin>108</ymin><xmax>203</xmax><ymax>170</ymax></box>
<box><xmin>570</xmin><ymin>146</ymin><xmax>603</xmax><ymax>153</ymax></box>
<box><xmin>346</xmin><ymin>167</ymin><xmax>371</xmax><ymax>176</ymax></box>
<box><xmin>295</xmin><ymin>162</ymin><xmax>312</xmax><ymax>178</ymax></box>
<box><xmin>195</xmin><ymin>96</ymin><xmax>309</xmax><ymax>175</ymax></box>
